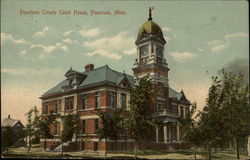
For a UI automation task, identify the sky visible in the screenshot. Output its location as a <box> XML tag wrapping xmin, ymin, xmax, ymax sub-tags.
<box><xmin>1</xmin><ymin>0</ymin><xmax>249</xmax><ymax>124</ymax></box>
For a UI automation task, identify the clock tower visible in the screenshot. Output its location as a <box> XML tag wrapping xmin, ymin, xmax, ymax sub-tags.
<box><xmin>133</xmin><ymin>7</ymin><xmax>169</xmax><ymax>112</ymax></box>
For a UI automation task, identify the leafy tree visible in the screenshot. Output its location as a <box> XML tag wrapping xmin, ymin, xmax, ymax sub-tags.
<box><xmin>198</xmin><ymin>76</ymin><xmax>229</xmax><ymax>160</ymax></box>
<box><xmin>72</xmin><ymin>113</ymin><xmax>81</xmax><ymax>150</ymax></box>
<box><xmin>25</xmin><ymin>107</ymin><xmax>36</xmax><ymax>153</ymax></box>
<box><xmin>37</xmin><ymin>112</ymin><xmax>56</xmax><ymax>151</ymax></box>
<box><xmin>1</xmin><ymin>126</ymin><xmax>15</xmax><ymax>154</ymax></box>
<box><xmin>125</xmin><ymin>76</ymin><xmax>155</xmax><ymax>158</ymax></box>
<box><xmin>219</xmin><ymin>70</ymin><xmax>250</xmax><ymax>159</ymax></box>
<box><xmin>61</xmin><ymin>114</ymin><xmax>74</xmax><ymax>156</ymax></box>
<box><xmin>178</xmin><ymin>102</ymin><xmax>203</xmax><ymax>160</ymax></box>
<box><xmin>98</xmin><ymin>108</ymin><xmax>124</xmax><ymax>156</ymax></box>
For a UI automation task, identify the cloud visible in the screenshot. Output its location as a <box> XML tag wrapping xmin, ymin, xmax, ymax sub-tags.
<box><xmin>86</xmin><ymin>49</ymin><xmax>121</xmax><ymax>60</ymax></box>
<box><xmin>123</xmin><ymin>48</ymin><xmax>137</xmax><ymax>55</ymax></box>
<box><xmin>169</xmin><ymin>51</ymin><xmax>198</xmax><ymax>62</ymax></box>
<box><xmin>211</xmin><ymin>44</ymin><xmax>227</xmax><ymax>52</ymax></box>
<box><xmin>34</xmin><ymin>26</ymin><xmax>49</xmax><ymax>37</ymax></box>
<box><xmin>79</xmin><ymin>28</ymin><xmax>102</xmax><ymax>37</ymax></box>
<box><xmin>198</xmin><ymin>48</ymin><xmax>204</xmax><ymax>51</ymax></box>
<box><xmin>1</xmin><ymin>68</ymin><xmax>64</xmax><ymax>76</ymax></box>
<box><xmin>162</xmin><ymin>26</ymin><xmax>172</xmax><ymax>32</ymax></box>
<box><xmin>208</xmin><ymin>32</ymin><xmax>248</xmax><ymax>53</ymax></box>
<box><xmin>1</xmin><ymin>33</ymin><xmax>28</xmax><ymax>45</ymax></box>
<box><xmin>224</xmin><ymin>32</ymin><xmax>248</xmax><ymax>40</ymax></box>
<box><xmin>18</xmin><ymin>50</ymin><xmax>27</xmax><ymax>55</ymax></box>
<box><xmin>84</xmin><ymin>31</ymin><xmax>134</xmax><ymax>51</ymax></box>
<box><xmin>63</xmin><ymin>30</ymin><xmax>74</xmax><ymax>36</ymax></box>
<box><xmin>62</xmin><ymin>38</ymin><xmax>79</xmax><ymax>44</ymax></box>
<box><xmin>31</xmin><ymin>42</ymin><xmax>68</xmax><ymax>53</ymax></box>
<box><xmin>83</xmin><ymin>31</ymin><xmax>135</xmax><ymax>59</ymax></box>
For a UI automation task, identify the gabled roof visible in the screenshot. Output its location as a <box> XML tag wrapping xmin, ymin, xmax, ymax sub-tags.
<box><xmin>42</xmin><ymin>65</ymin><xmax>135</xmax><ymax>97</ymax></box>
<box><xmin>169</xmin><ymin>87</ymin><xmax>190</xmax><ymax>103</ymax></box>
<box><xmin>1</xmin><ymin>118</ymin><xmax>24</xmax><ymax>128</ymax></box>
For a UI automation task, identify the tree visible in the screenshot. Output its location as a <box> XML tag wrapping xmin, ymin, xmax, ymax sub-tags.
<box><xmin>178</xmin><ymin>102</ymin><xmax>203</xmax><ymax>160</ymax></box>
<box><xmin>72</xmin><ymin>113</ymin><xmax>81</xmax><ymax>150</ymax></box>
<box><xmin>1</xmin><ymin>126</ymin><xmax>15</xmax><ymax>154</ymax></box>
<box><xmin>125</xmin><ymin>76</ymin><xmax>155</xmax><ymax>158</ymax></box>
<box><xmin>98</xmin><ymin>108</ymin><xmax>124</xmax><ymax>157</ymax></box>
<box><xmin>219</xmin><ymin>70</ymin><xmax>250</xmax><ymax>159</ymax></box>
<box><xmin>198</xmin><ymin>76</ymin><xmax>228</xmax><ymax>160</ymax></box>
<box><xmin>61</xmin><ymin>114</ymin><xmax>75</xmax><ymax>156</ymax></box>
<box><xmin>25</xmin><ymin>107</ymin><xmax>37</xmax><ymax>153</ymax></box>
<box><xmin>37</xmin><ymin>112</ymin><xmax>56</xmax><ymax>151</ymax></box>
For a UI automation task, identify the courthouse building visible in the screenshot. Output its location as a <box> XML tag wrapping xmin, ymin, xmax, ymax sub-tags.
<box><xmin>40</xmin><ymin>8</ymin><xmax>191</xmax><ymax>152</ymax></box>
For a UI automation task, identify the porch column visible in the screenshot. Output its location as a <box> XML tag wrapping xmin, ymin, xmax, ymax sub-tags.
<box><xmin>164</xmin><ymin>125</ymin><xmax>168</xmax><ymax>143</ymax></box>
<box><xmin>169</xmin><ymin>125</ymin><xmax>172</xmax><ymax>143</ymax></box>
<box><xmin>73</xmin><ymin>94</ymin><xmax>77</xmax><ymax>113</ymax></box>
<box><xmin>62</xmin><ymin>98</ymin><xmax>65</xmax><ymax>114</ymax></box>
<box><xmin>177</xmin><ymin>123</ymin><xmax>180</xmax><ymax>142</ymax></box>
<box><xmin>156</xmin><ymin>125</ymin><xmax>159</xmax><ymax>143</ymax></box>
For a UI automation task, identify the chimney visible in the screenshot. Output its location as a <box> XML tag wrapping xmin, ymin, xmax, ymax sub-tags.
<box><xmin>8</xmin><ymin>115</ymin><xmax>10</xmax><ymax>119</ymax></box>
<box><xmin>85</xmin><ymin>64</ymin><xmax>94</xmax><ymax>72</ymax></box>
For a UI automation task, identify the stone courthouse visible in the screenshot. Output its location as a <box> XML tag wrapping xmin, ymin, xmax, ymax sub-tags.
<box><xmin>40</xmin><ymin>8</ymin><xmax>191</xmax><ymax>152</ymax></box>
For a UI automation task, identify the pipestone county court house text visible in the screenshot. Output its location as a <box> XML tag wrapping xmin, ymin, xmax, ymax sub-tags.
<box><xmin>40</xmin><ymin>9</ymin><xmax>191</xmax><ymax>152</ymax></box>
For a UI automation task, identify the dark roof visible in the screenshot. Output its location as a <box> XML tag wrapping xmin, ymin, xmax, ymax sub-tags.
<box><xmin>169</xmin><ymin>87</ymin><xmax>190</xmax><ymax>103</ymax></box>
<box><xmin>1</xmin><ymin>118</ymin><xmax>23</xmax><ymax>128</ymax></box>
<box><xmin>43</xmin><ymin>65</ymin><xmax>135</xmax><ymax>96</ymax></box>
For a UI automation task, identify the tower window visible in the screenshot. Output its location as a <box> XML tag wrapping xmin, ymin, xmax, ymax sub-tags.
<box><xmin>157</xmin><ymin>82</ymin><xmax>164</xmax><ymax>96</ymax></box>
<box><xmin>157</xmin><ymin>100</ymin><xmax>164</xmax><ymax>111</ymax></box>
<box><xmin>140</xmin><ymin>45</ymin><xmax>148</xmax><ymax>57</ymax></box>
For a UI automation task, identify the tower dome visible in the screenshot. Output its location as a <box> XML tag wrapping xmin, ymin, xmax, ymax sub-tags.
<box><xmin>138</xmin><ymin>20</ymin><xmax>163</xmax><ymax>36</ymax></box>
<box><xmin>136</xmin><ymin>7</ymin><xmax>166</xmax><ymax>44</ymax></box>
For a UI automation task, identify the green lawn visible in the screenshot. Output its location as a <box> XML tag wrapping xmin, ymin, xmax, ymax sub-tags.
<box><xmin>1</xmin><ymin>146</ymin><xmax>249</xmax><ymax>160</ymax></box>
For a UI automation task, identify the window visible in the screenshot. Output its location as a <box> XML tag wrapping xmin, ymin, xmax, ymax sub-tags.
<box><xmin>185</xmin><ymin>107</ymin><xmax>189</xmax><ymax>117</ymax></box>
<box><xmin>44</xmin><ymin>103</ymin><xmax>48</xmax><ymax>114</ymax></box>
<box><xmin>111</xmin><ymin>142</ymin><xmax>115</xmax><ymax>151</ymax></box>
<box><xmin>95</xmin><ymin>119</ymin><xmax>99</xmax><ymax>134</ymax></box>
<box><xmin>120</xmin><ymin>93</ymin><xmax>126</xmax><ymax>108</ymax></box>
<box><xmin>81</xmin><ymin>141</ymin><xmax>85</xmax><ymax>150</ymax></box>
<box><xmin>81</xmin><ymin>95</ymin><xmax>87</xmax><ymax>110</ymax></box>
<box><xmin>65</xmin><ymin>98</ymin><xmax>73</xmax><ymax>110</ymax></box>
<box><xmin>94</xmin><ymin>142</ymin><xmax>98</xmax><ymax>151</ymax></box>
<box><xmin>82</xmin><ymin>120</ymin><xmax>85</xmax><ymax>134</ymax></box>
<box><xmin>156</xmin><ymin>46</ymin><xmax>163</xmax><ymax>56</ymax></box>
<box><xmin>95</xmin><ymin>92</ymin><xmax>100</xmax><ymax>109</ymax></box>
<box><xmin>140</xmin><ymin>45</ymin><xmax>148</xmax><ymax>57</ymax></box>
<box><xmin>54</xmin><ymin>123</ymin><xmax>58</xmax><ymax>135</ymax></box>
<box><xmin>157</xmin><ymin>82</ymin><xmax>164</xmax><ymax>96</ymax></box>
<box><xmin>180</xmin><ymin>106</ymin><xmax>184</xmax><ymax>118</ymax></box>
<box><xmin>157</xmin><ymin>100</ymin><xmax>164</xmax><ymax>111</ymax></box>
<box><xmin>140</xmin><ymin>57</ymin><xmax>148</xmax><ymax>65</ymax></box>
<box><xmin>55</xmin><ymin>103</ymin><xmax>59</xmax><ymax>113</ymax></box>
<box><xmin>110</xmin><ymin>91</ymin><xmax>116</xmax><ymax>108</ymax></box>
<box><xmin>156</xmin><ymin>57</ymin><xmax>162</xmax><ymax>65</ymax></box>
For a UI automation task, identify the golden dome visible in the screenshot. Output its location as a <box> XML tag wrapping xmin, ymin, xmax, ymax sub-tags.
<box><xmin>138</xmin><ymin>20</ymin><xmax>163</xmax><ymax>36</ymax></box>
<box><xmin>137</xmin><ymin>7</ymin><xmax>163</xmax><ymax>36</ymax></box>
